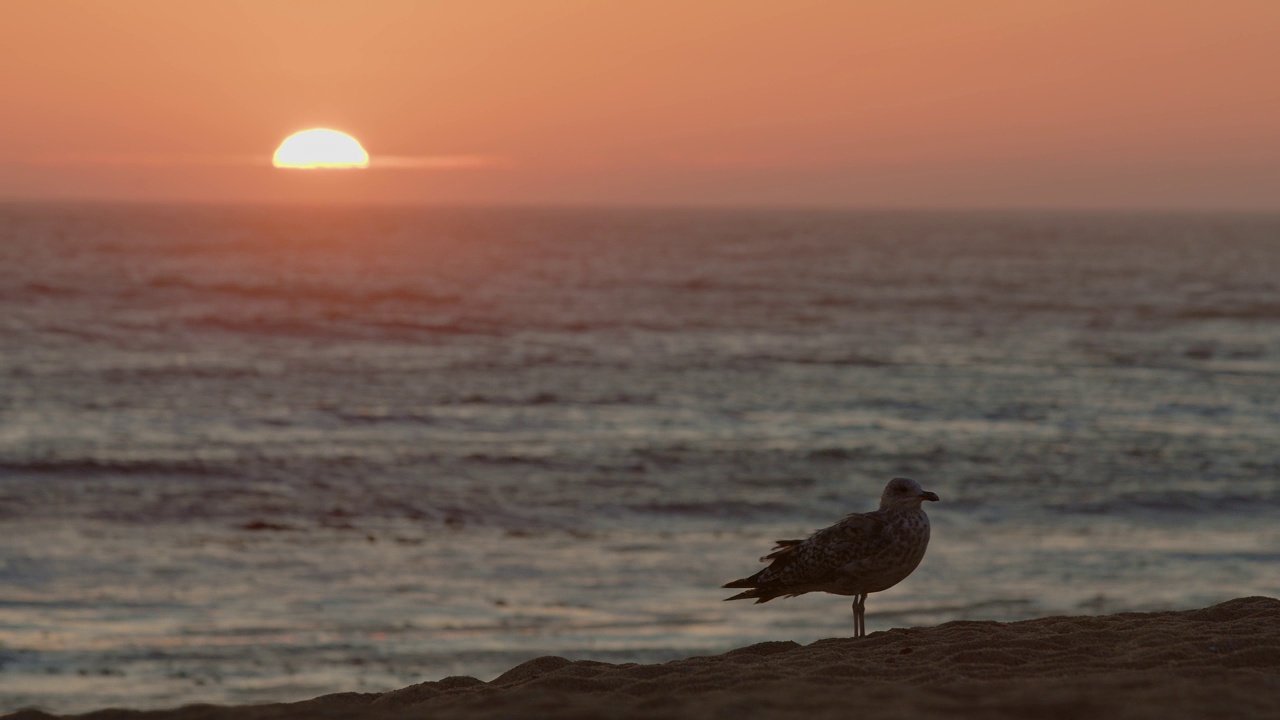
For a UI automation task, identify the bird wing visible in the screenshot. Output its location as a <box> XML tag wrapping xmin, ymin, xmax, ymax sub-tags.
<box><xmin>754</xmin><ymin>511</ymin><xmax>890</xmax><ymax>588</ymax></box>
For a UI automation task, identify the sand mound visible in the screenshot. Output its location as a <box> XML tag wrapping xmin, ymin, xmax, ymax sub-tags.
<box><xmin>10</xmin><ymin>596</ymin><xmax>1280</xmax><ymax>720</ymax></box>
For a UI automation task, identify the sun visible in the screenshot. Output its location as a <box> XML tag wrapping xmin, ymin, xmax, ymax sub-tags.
<box><xmin>272</xmin><ymin>128</ymin><xmax>369</xmax><ymax>169</ymax></box>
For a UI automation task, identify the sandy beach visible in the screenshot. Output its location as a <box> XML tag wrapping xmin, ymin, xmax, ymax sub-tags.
<box><xmin>8</xmin><ymin>596</ymin><xmax>1278</xmax><ymax>720</ymax></box>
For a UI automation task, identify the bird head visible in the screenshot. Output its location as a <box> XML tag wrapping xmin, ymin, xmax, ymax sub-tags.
<box><xmin>879</xmin><ymin>477</ymin><xmax>940</xmax><ymax>509</ymax></box>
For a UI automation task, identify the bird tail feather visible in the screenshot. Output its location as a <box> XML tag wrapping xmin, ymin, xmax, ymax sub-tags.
<box><xmin>722</xmin><ymin>587</ymin><xmax>779</xmax><ymax>604</ymax></box>
<box><xmin>723</xmin><ymin>538</ymin><xmax>806</xmax><ymax>602</ymax></box>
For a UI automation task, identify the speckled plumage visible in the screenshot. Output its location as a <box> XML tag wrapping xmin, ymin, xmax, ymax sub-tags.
<box><xmin>723</xmin><ymin>477</ymin><xmax>939</xmax><ymax>637</ymax></box>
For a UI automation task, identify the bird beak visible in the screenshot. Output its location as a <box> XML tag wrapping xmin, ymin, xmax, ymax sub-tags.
<box><xmin>921</xmin><ymin>491</ymin><xmax>940</xmax><ymax>502</ymax></box>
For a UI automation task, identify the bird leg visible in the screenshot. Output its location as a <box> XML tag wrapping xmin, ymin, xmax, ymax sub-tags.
<box><xmin>851</xmin><ymin>593</ymin><xmax>867</xmax><ymax>638</ymax></box>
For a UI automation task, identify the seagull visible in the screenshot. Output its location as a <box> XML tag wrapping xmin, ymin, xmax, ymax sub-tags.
<box><xmin>723</xmin><ymin>477</ymin><xmax>939</xmax><ymax>638</ymax></box>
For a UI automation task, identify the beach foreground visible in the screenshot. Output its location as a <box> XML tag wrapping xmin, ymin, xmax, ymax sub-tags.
<box><xmin>9</xmin><ymin>597</ymin><xmax>1280</xmax><ymax>720</ymax></box>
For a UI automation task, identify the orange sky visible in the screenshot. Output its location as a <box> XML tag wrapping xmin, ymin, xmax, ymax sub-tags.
<box><xmin>2</xmin><ymin>0</ymin><xmax>1277</xmax><ymax>208</ymax></box>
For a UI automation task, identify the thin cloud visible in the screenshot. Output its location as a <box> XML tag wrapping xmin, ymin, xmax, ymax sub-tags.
<box><xmin>369</xmin><ymin>155</ymin><xmax>510</xmax><ymax>169</ymax></box>
<box><xmin>6</xmin><ymin>153</ymin><xmax>510</xmax><ymax>169</ymax></box>
<box><xmin>14</xmin><ymin>153</ymin><xmax>263</xmax><ymax>168</ymax></box>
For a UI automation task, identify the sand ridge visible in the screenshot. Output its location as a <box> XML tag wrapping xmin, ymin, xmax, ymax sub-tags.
<box><xmin>9</xmin><ymin>597</ymin><xmax>1280</xmax><ymax>720</ymax></box>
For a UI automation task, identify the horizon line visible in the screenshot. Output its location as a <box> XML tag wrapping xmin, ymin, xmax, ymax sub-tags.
<box><xmin>1</xmin><ymin>197</ymin><xmax>1278</xmax><ymax>217</ymax></box>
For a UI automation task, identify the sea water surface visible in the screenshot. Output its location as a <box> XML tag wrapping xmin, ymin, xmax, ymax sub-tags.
<box><xmin>1</xmin><ymin>205</ymin><xmax>1278</xmax><ymax>713</ymax></box>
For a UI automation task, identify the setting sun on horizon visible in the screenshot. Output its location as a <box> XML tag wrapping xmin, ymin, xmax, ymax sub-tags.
<box><xmin>272</xmin><ymin>129</ymin><xmax>370</xmax><ymax>169</ymax></box>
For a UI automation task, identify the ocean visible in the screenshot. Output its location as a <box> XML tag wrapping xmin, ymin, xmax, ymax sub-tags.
<box><xmin>2</xmin><ymin>204</ymin><xmax>1278</xmax><ymax>713</ymax></box>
